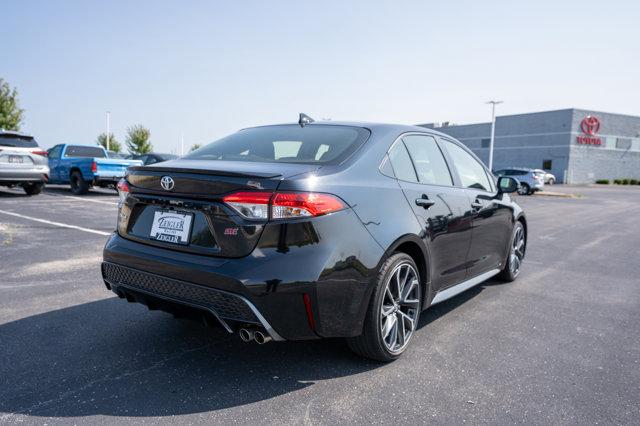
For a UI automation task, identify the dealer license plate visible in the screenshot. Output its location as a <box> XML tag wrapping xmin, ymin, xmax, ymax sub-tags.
<box><xmin>149</xmin><ymin>210</ymin><xmax>193</xmax><ymax>245</ymax></box>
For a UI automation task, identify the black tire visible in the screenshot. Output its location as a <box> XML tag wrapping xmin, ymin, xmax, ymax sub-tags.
<box><xmin>347</xmin><ymin>253</ymin><xmax>422</xmax><ymax>362</ymax></box>
<box><xmin>517</xmin><ymin>183</ymin><xmax>530</xmax><ymax>195</ymax></box>
<box><xmin>498</xmin><ymin>221</ymin><xmax>526</xmax><ymax>282</ymax></box>
<box><xmin>548</xmin><ymin>178</ymin><xmax>555</xmax><ymax>185</ymax></box>
<box><xmin>70</xmin><ymin>171</ymin><xmax>89</xmax><ymax>195</ymax></box>
<box><xmin>22</xmin><ymin>182</ymin><xmax>44</xmax><ymax>196</ymax></box>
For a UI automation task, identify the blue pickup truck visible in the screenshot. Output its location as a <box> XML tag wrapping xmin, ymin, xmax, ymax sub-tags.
<box><xmin>47</xmin><ymin>144</ymin><xmax>143</xmax><ymax>194</ymax></box>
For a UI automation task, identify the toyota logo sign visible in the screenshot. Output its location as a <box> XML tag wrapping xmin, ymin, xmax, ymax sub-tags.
<box><xmin>580</xmin><ymin>115</ymin><xmax>600</xmax><ymax>136</ymax></box>
<box><xmin>160</xmin><ymin>176</ymin><xmax>175</xmax><ymax>191</ymax></box>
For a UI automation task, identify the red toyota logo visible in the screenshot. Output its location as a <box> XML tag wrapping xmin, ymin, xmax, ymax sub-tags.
<box><xmin>581</xmin><ymin>116</ymin><xmax>600</xmax><ymax>136</ymax></box>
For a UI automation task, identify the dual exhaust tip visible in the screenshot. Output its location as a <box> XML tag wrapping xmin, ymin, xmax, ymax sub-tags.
<box><xmin>239</xmin><ymin>328</ymin><xmax>272</xmax><ymax>344</ymax></box>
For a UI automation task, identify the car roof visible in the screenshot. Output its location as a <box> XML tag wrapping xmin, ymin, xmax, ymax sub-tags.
<box><xmin>0</xmin><ymin>129</ymin><xmax>34</xmax><ymax>138</ymax></box>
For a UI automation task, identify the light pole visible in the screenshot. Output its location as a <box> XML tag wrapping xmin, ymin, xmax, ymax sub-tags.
<box><xmin>106</xmin><ymin>111</ymin><xmax>111</xmax><ymax>151</ymax></box>
<box><xmin>486</xmin><ymin>100</ymin><xmax>503</xmax><ymax>171</ymax></box>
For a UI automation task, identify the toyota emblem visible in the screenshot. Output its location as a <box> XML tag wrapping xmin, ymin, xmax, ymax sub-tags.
<box><xmin>160</xmin><ymin>176</ymin><xmax>175</xmax><ymax>191</ymax></box>
<box><xmin>580</xmin><ymin>116</ymin><xmax>600</xmax><ymax>136</ymax></box>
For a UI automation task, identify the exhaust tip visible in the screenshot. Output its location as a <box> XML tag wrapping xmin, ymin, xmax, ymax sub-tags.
<box><xmin>239</xmin><ymin>328</ymin><xmax>254</xmax><ymax>342</ymax></box>
<box><xmin>254</xmin><ymin>330</ymin><xmax>272</xmax><ymax>345</ymax></box>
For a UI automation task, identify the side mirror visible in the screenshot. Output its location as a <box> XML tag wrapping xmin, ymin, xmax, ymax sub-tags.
<box><xmin>497</xmin><ymin>176</ymin><xmax>519</xmax><ymax>193</ymax></box>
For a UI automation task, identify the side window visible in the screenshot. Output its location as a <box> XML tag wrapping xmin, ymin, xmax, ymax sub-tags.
<box><xmin>441</xmin><ymin>140</ymin><xmax>492</xmax><ymax>192</ymax></box>
<box><xmin>145</xmin><ymin>156</ymin><xmax>157</xmax><ymax>165</ymax></box>
<box><xmin>48</xmin><ymin>145</ymin><xmax>62</xmax><ymax>159</ymax></box>
<box><xmin>388</xmin><ymin>141</ymin><xmax>417</xmax><ymax>182</ymax></box>
<box><xmin>402</xmin><ymin>135</ymin><xmax>453</xmax><ymax>186</ymax></box>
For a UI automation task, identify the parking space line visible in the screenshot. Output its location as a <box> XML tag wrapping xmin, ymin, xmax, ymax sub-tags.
<box><xmin>44</xmin><ymin>192</ymin><xmax>118</xmax><ymax>206</ymax></box>
<box><xmin>0</xmin><ymin>209</ymin><xmax>111</xmax><ymax>236</ymax></box>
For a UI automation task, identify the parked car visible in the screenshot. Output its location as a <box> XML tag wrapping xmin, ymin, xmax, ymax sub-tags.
<box><xmin>533</xmin><ymin>169</ymin><xmax>556</xmax><ymax>185</ymax></box>
<box><xmin>0</xmin><ymin>130</ymin><xmax>49</xmax><ymax>195</ymax></box>
<box><xmin>131</xmin><ymin>153</ymin><xmax>179</xmax><ymax>165</ymax></box>
<box><xmin>102</xmin><ymin>119</ymin><xmax>526</xmax><ymax>362</ymax></box>
<box><xmin>494</xmin><ymin>167</ymin><xmax>544</xmax><ymax>195</ymax></box>
<box><xmin>47</xmin><ymin>144</ymin><xmax>142</xmax><ymax>194</ymax></box>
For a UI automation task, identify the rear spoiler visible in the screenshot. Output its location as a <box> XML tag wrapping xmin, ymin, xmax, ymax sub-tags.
<box><xmin>127</xmin><ymin>166</ymin><xmax>282</xmax><ymax>179</ymax></box>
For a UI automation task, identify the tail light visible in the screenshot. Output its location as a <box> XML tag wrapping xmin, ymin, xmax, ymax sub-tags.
<box><xmin>31</xmin><ymin>150</ymin><xmax>48</xmax><ymax>156</ymax></box>
<box><xmin>222</xmin><ymin>191</ymin><xmax>347</xmax><ymax>220</ymax></box>
<box><xmin>91</xmin><ymin>161</ymin><xmax>98</xmax><ymax>173</ymax></box>
<box><xmin>117</xmin><ymin>178</ymin><xmax>129</xmax><ymax>204</ymax></box>
<box><xmin>223</xmin><ymin>191</ymin><xmax>271</xmax><ymax>219</ymax></box>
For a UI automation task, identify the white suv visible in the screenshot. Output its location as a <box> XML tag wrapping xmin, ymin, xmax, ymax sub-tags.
<box><xmin>0</xmin><ymin>130</ymin><xmax>49</xmax><ymax>195</ymax></box>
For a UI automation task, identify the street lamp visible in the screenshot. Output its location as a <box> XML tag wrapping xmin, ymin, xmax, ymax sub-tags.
<box><xmin>106</xmin><ymin>111</ymin><xmax>111</xmax><ymax>151</ymax></box>
<box><xmin>486</xmin><ymin>100</ymin><xmax>503</xmax><ymax>171</ymax></box>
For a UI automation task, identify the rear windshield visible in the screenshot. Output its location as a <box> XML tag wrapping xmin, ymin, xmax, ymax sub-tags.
<box><xmin>65</xmin><ymin>146</ymin><xmax>106</xmax><ymax>158</ymax></box>
<box><xmin>0</xmin><ymin>135</ymin><xmax>38</xmax><ymax>148</ymax></box>
<box><xmin>185</xmin><ymin>124</ymin><xmax>370</xmax><ymax>164</ymax></box>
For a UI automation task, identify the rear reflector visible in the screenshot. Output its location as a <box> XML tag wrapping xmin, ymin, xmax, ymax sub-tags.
<box><xmin>302</xmin><ymin>293</ymin><xmax>316</xmax><ymax>331</ymax></box>
<box><xmin>222</xmin><ymin>191</ymin><xmax>346</xmax><ymax>220</ymax></box>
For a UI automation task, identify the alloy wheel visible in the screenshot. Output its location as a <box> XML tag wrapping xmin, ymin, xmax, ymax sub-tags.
<box><xmin>510</xmin><ymin>225</ymin><xmax>525</xmax><ymax>276</ymax></box>
<box><xmin>380</xmin><ymin>262</ymin><xmax>420</xmax><ymax>354</ymax></box>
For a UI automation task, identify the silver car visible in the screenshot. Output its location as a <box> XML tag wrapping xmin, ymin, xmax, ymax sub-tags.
<box><xmin>494</xmin><ymin>167</ymin><xmax>544</xmax><ymax>195</ymax></box>
<box><xmin>533</xmin><ymin>169</ymin><xmax>556</xmax><ymax>185</ymax></box>
<box><xmin>0</xmin><ymin>130</ymin><xmax>49</xmax><ymax>195</ymax></box>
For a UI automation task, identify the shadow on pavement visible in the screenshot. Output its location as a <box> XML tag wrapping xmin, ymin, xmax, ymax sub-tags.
<box><xmin>0</xmin><ymin>284</ymin><xmax>483</xmax><ymax>419</ymax></box>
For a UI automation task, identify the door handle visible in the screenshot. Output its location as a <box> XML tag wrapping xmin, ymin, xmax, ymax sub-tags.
<box><xmin>415</xmin><ymin>195</ymin><xmax>436</xmax><ymax>209</ymax></box>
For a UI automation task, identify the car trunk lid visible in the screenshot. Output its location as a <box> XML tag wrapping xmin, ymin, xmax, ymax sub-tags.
<box><xmin>119</xmin><ymin>160</ymin><xmax>320</xmax><ymax>257</ymax></box>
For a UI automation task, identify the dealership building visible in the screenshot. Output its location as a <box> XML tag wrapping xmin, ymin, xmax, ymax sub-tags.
<box><xmin>419</xmin><ymin>108</ymin><xmax>640</xmax><ymax>184</ymax></box>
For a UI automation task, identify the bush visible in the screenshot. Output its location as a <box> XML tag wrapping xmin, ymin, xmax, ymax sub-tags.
<box><xmin>595</xmin><ymin>179</ymin><xmax>609</xmax><ymax>184</ymax></box>
<box><xmin>613</xmin><ymin>179</ymin><xmax>621</xmax><ymax>184</ymax></box>
<box><xmin>630</xmin><ymin>179</ymin><xmax>638</xmax><ymax>185</ymax></box>
<box><xmin>622</xmin><ymin>179</ymin><xmax>630</xmax><ymax>185</ymax></box>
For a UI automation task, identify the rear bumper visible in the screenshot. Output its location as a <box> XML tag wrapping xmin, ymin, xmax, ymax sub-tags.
<box><xmin>0</xmin><ymin>168</ymin><xmax>49</xmax><ymax>183</ymax></box>
<box><xmin>102</xmin><ymin>261</ymin><xmax>284</xmax><ymax>340</ymax></box>
<box><xmin>102</xmin><ymin>209</ymin><xmax>384</xmax><ymax>340</ymax></box>
<box><xmin>93</xmin><ymin>174</ymin><xmax>125</xmax><ymax>185</ymax></box>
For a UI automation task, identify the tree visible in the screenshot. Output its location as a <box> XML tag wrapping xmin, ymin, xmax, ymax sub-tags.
<box><xmin>97</xmin><ymin>132</ymin><xmax>122</xmax><ymax>153</ymax></box>
<box><xmin>0</xmin><ymin>78</ymin><xmax>24</xmax><ymax>131</ymax></box>
<box><xmin>125</xmin><ymin>125</ymin><xmax>152</xmax><ymax>155</ymax></box>
<box><xmin>189</xmin><ymin>143</ymin><xmax>202</xmax><ymax>152</ymax></box>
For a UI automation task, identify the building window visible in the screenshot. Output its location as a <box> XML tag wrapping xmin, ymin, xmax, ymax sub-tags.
<box><xmin>481</xmin><ymin>138</ymin><xmax>490</xmax><ymax>148</ymax></box>
<box><xmin>542</xmin><ymin>159</ymin><xmax>552</xmax><ymax>170</ymax></box>
<box><xmin>616</xmin><ymin>138</ymin><xmax>632</xmax><ymax>150</ymax></box>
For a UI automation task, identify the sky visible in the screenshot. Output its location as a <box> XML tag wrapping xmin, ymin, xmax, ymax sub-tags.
<box><xmin>2</xmin><ymin>0</ymin><xmax>639</xmax><ymax>152</ymax></box>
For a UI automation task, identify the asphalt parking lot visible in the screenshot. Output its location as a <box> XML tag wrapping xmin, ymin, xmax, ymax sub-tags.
<box><xmin>1</xmin><ymin>184</ymin><xmax>639</xmax><ymax>424</ymax></box>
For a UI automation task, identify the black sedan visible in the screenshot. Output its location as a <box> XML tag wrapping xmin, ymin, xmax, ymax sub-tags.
<box><xmin>102</xmin><ymin>117</ymin><xmax>526</xmax><ymax>361</ymax></box>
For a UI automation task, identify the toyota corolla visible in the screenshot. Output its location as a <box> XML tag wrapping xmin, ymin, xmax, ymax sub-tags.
<box><xmin>102</xmin><ymin>115</ymin><xmax>526</xmax><ymax>361</ymax></box>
